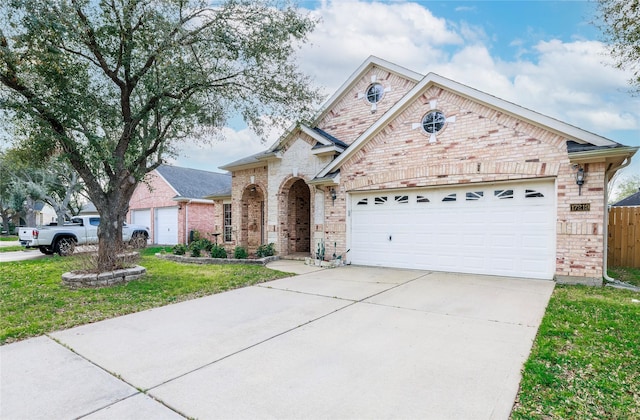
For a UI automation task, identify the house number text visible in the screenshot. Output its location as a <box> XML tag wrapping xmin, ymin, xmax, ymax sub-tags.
<box><xmin>570</xmin><ymin>203</ymin><xmax>590</xmax><ymax>212</ymax></box>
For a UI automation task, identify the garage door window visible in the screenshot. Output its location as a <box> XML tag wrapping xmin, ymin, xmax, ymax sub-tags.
<box><xmin>494</xmin><ymin>189</ymin><xmax>514</xmax><ymax>199</ymax></box>
<box><xmin>357</xmin><ymin>198</ymin><xmax>368</xmax><ymax>206</ymax></box>
<box><xmin>374</xmin><ymin>196</ymin><xmax>388</xmax><ymax>205</ymax></box>
<box><xmin>525</xmin><ymin>189</ymin><xmax>544</xmax><ymax>198</ymax></box>
<box><xmin>465</xmin><ymin>191</ymin><xmax>484</xmax><ymax>201</ymax></box>
<box><xmin>442</xmin><ymin>193</ymin><xmax>457</xmax><ymax>202</ymax></box>
<box><xmin>395</xmin><ymin>195</ymin><xmax>409</xmax><ymax>204</ymax></box>
<box><xmin>416</xmin><ymin>195</ymin><xmax>430</xmax><ymax>203</ymax></box>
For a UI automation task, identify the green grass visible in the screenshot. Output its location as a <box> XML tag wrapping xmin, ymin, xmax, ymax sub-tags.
<box><xmin>0</xmin><ymin>235</ymin><xmax>18</xmax><ymax>241</ymax></box>
<box><xmin>512</xmin><ymin>285</ymin><xmax>640</xmax><ymax>419</ymax></box>
<box><xmin>608</xmin><ymin>267</ymin><xmax>640</xmax><ymax>287</ymax></box>
<box><xmin>0</xmin><ymin>246</ymin><xmax>27</xmax><ymax>252</ymax></box>
<box><xmin>0</xmin><ymin>247</ymin><xmax>293</xmax><ymax>344</ymax></box>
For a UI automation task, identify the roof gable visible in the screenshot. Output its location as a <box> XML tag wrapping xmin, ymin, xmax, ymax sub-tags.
<box><xmin>318</xmin><ymin>72</ymin><xmax>623</xmax><ymax>178</ymax></box>
<box><xmin>260</xmin><ymin>57</ymin><xmax>420</xmax><ymax>154</ymax></box>
<box><xmin>155</xmin><ymin>165</ymin><xmax>231</xmax><ymax>199</ymax></box>
<box><xmin>313</xmin><ymin>56</ymin><xmax>422</xmax><ymax>126</ymax></box>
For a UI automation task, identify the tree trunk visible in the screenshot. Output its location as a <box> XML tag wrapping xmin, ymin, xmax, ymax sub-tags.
<box><xmin>25</xmin><ymin>197</ymin><xmax>37</xmax><ymax>227</ymax></box>
<box><xmin>0</xmin><ymin>209</ymin><xmax>10</xmax><ymax>233</ymax></box>
<box><xmin>55</xmin><ymin>209</ymin><xmax>67</xmax><ymax>224</ymax></box>
<box><xmin>96</xmin><ymin>205</ymin><xmax>122</xmax><ymax>272</ymax></box>
<box><xmin>93</xmin><ymin>180</ymin><xmax>136</xmax><ymax>272</ymax></box>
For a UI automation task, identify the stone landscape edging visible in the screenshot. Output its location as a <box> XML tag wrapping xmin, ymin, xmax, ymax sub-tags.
<box><xmin>62</xmin><ymin>265</ymin><xmax>147</xmax><ymax>288</ymax></box>
<box><xmin>156</xmin><ymin>253</ymin><xmax>279</xmax><ymax>265</ymax></box>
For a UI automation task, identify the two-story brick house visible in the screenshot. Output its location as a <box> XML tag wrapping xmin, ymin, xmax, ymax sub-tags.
<box><xmin>220</xmin><ymin>56</ymin><xmax>637</xmax><ymax>284</ymax></box>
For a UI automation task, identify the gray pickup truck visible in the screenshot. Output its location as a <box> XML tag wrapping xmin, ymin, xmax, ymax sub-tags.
<box><xmin>19</xmin><ymin>215</ymin><xmax>150</xmax><ymax>256</ymax></box>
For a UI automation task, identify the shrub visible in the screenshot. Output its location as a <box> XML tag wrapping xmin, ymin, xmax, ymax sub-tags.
<box><xmin>190</xmin><ymin>245</ymin><xmax>202</xmax><ymax>257</ymax></box>
<box><xmin>172</xmin><ymin>244</ymin><xmax>187</xmax><ymax>255</ymax></box>
<box><xmin>210</xmin><ymin>244</ymin><xmax>227</xmax><ymax>259</ymax></box>
<box><xmin>188</xmin><ymin>239</ymin><xmax>213</xmax><ymax>257</ymax></box>
<box><xmin>234</xmin><ymin>246</ymin><xmax>248</xmax><ymax>259</ymax></box>
<box><xmin>256</xmin><ymin>243</ymin><xmax>276</xmax><ymax>258</ymax></box>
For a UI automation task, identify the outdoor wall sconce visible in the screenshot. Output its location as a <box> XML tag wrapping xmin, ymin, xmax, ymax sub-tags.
<box><xmin>574</xmin><ymin>165</ymin><xmax>586</xmax><ymax>195</ymax></box>
<box><xmin>330</xmin><ymin>187</ymin><xmax>337</xmax><ymax>203</ymax></box>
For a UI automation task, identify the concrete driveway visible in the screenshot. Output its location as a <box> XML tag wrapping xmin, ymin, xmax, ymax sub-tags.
<box><xmin>1</xmin><ymin>264</ymin><xmax>554</xmax><ymax>419</ymax></box>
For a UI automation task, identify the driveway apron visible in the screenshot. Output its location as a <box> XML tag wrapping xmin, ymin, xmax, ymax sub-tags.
<box><xmin>1</xmin><ymin>265</ymin><xmax>554</xmax><ymax>419</ymax></box>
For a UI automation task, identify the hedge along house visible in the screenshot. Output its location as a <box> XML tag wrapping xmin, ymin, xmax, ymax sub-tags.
<box><xmin>220</xmin><ymin>56</ymin><xmax>637</xmax><ymax>284</ymax></box>
<box><xmin>128</xmin><ymin>165</ymin><xmax>231</xmax><ymax>245</ymax></box>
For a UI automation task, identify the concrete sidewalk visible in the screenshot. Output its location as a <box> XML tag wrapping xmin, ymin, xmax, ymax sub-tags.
<box><xmin>1</xmin><ymin>264</ymin><xmax>554</xmax><ymax>419</ymax></box>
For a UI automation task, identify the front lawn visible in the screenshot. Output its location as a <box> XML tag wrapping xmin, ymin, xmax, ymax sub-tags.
<box><xmin>608</xmin><ymin>266</ymin><xmax>640</xmax><ymax>287</ymax></box>
<box><xmin>0</xmin><ymin>235</ymin><xmax>18</xmax><ymax>241</ymax></box>
<box><xmin>0</xmin><ymin>247</ymin><xmax>293</xmax><ymax>344</ymax></box>
<box><xmin>0</xmin><ymin>246</ymin><xmax>27</xmax><ymax>252</ymax></box>
<box><xmin>512</xmin><ymin>285</ymin><xmax>640</xmax><ymax>418</ymax></box>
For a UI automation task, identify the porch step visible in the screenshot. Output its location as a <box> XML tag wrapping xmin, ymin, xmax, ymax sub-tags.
<box><xmin>281</xmin><ymin>252</ymin><xmax>312</xmax><ymax>261</ymax></box>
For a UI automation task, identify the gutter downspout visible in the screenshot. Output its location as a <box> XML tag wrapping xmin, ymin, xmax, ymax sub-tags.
<box><xmin>185</xmin><ymin>200</ymin><xmax>191</xmax><ymax>244</ymax></box>
<box><xmin>603</xmin><ymin>158</ymin><xmax>640</xmax><ymax>291</ymax></box>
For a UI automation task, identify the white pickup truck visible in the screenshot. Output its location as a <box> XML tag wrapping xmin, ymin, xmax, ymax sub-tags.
<box><xmin>19</xmin><ymin>216</ymin><xmax>150</xmax><ymax>256</ymax></box>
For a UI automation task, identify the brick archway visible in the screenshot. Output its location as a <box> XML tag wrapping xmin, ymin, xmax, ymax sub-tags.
<box><xmin>280</xmin><ymin>178</ymin><xmax>311</xmax><ymax>255</ymax></box>
<box><xmin>240</xmin><ymin>184</ymin><xmax>265</xmax><ymax>253</ymax></box>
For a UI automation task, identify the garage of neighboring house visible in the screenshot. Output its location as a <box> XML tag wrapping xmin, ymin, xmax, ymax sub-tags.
<box><xmin>154</xmin><ymin>207</ymin><xmax>179</xmax><ymax>245</ymax></box>
<box><xmin>130</xmin><ymin>209</ymin><xmax>151</xmax><ymax>232</ymax></box>
<box><xmin>349</xmin><ymin>180</ymin><xmax>556</xmax><ymax>279</ymax></box>
<box><xmin>128</xmin><ymin>165</ymin><xmax>231</xmax><ymax>245</ymax></box>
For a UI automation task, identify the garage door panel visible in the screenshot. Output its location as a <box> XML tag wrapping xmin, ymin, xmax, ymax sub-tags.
<box><xmin>155</xmin><ymin>207</ymin><xmax>178</xmax><ymax>245</ymax></box>
<box><xmin>350</xmin><ymin>181</ymin><xmax>556</xmax><ymax>279</ymax></box>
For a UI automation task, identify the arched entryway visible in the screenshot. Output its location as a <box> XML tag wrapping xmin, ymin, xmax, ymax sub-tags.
<box><xmin>240</xmin><ymin>184</ymin><xmax>265</xmax><ymax>253</ymax></box>
<box><xmin>282</xmin><ymin>178</ymin><xmax>311</xmax><ymax>255</ymax></box>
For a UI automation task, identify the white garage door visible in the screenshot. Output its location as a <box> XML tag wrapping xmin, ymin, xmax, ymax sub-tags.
<box><xmin>155</xmin><ymin>207</ymin><xmax>179</xmax><ymax>245</ymax></box>
<box><xmin>131</xmin><ymin>209</ymin><xmax>151</xmax><ymax>228</ymax></box>
<box><xmin>349</xmin><ymin>180</ymin><xmax>556</xmax><ymax>279</ymax></box>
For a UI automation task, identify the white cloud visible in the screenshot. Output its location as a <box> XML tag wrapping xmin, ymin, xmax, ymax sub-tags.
<box><xmin>299</xmin><ymin>0</ymin><xmax>464</xmax><ymax>93</ymax></box>
<box><xmin>170</xmin><ymin>126</ymin><xmax>276</xmax><ymax>172</ymax></box>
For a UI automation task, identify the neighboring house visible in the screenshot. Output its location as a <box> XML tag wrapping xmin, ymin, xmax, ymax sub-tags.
<box><xmin>611</xmin><ymin>189</ymin><xmax>640</xmax><ymax>207</ymax></box>
<box><xmin>128</xmin><ymin>165</ymin><xmax>231</xmax><ymax>245</ymax></box>
<box><xmin>34</xmin><ymin>201</ymin><xmax>58</xmax><ymax>225</ymax></box>
<box><xmin>221</xmin><ymin>56</ymin><xmax>638</xmax><ymax>285</ymax></box>
<box><xmin>79</xmin><ymin>202</ymin><xmax>99</xmax><ymax>216</ymax></box>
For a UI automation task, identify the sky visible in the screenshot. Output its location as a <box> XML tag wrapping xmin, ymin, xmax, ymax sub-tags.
<box><xmin>172</xmin><ymin>0</ymin><xmax>640</xmax><ymax>185</ymax></box>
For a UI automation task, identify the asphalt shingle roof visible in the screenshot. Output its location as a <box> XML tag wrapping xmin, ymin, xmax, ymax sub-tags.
<box><xmin>612</xmin><ymin>190</ymin><xmax>640</xmax><ymax>207</ymax></box>
<box><xmin>566</xmin><ymin>140</ymin><xmax>623</xmax><ymax>153</ymax></box>
<box><xmin>156</xmin><ymin>165</ymin><xmax>231</xmax><ymax>199</ymax></box>
<box><xmin>312</xmin><ymin>127</ymin><xmax>349</xmax><ymax>149</ymax></box>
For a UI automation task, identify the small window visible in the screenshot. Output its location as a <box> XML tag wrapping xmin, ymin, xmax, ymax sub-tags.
<box><xmin>365</xmin><ymin>83</ymin><xmax>384</xmax><ymax>104</ymax></box>
<box><xmin>374</xmin><ymin>196</ymin><xmax>388</xmax><ymax>205</ymax></box>
<box><xmin>223</xmin><ymin>203</ymin><xmax>232</xmax><ymax>242</ymax></box>
<box><xmin>417</xmin><ymin>195</ymin><xmax>430</xmax><ymax>203</ymax></box>
<box><xmin>466</xmin><ymin>191</ymin><xmax>484</xmax><ymax>201</ymax></box>
<box><xmin>494</xmin><ymin>189</ymin><xmax>514</xmax><ymax>199</ymax></box>
<box><xmin>442</xmin><ymin>193</ymin><xmax>457</xmax><ymax>202</ymax></box>
<box><xmin>89</xmin><ymin>217</ymin><xmax>100</xmax><ymax>226</ymax></box>
<box><xmin>357</xmin><ymin>198</ymin><xmax>368</xmax><ymax>206</ymax></box>
<box><xmin>422</xmin><ymin>111</ymin><xmax>446</xmax><ymax>134</ymax></box>
<box><xmin>395</xmin><ymin>195</ymin><xmax>409</xmax><ymax>204</ymax></box>
<box><xmin>525</xmin><ymin>189</ymin><xmax>544</xmax><ymax>198</ymax></box>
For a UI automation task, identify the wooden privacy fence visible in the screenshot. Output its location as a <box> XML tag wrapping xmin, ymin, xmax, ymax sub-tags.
<box><xmin>608</xmin><ymin>207</ymin><xmax>640</xmax><ymax>268</ymax></box>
